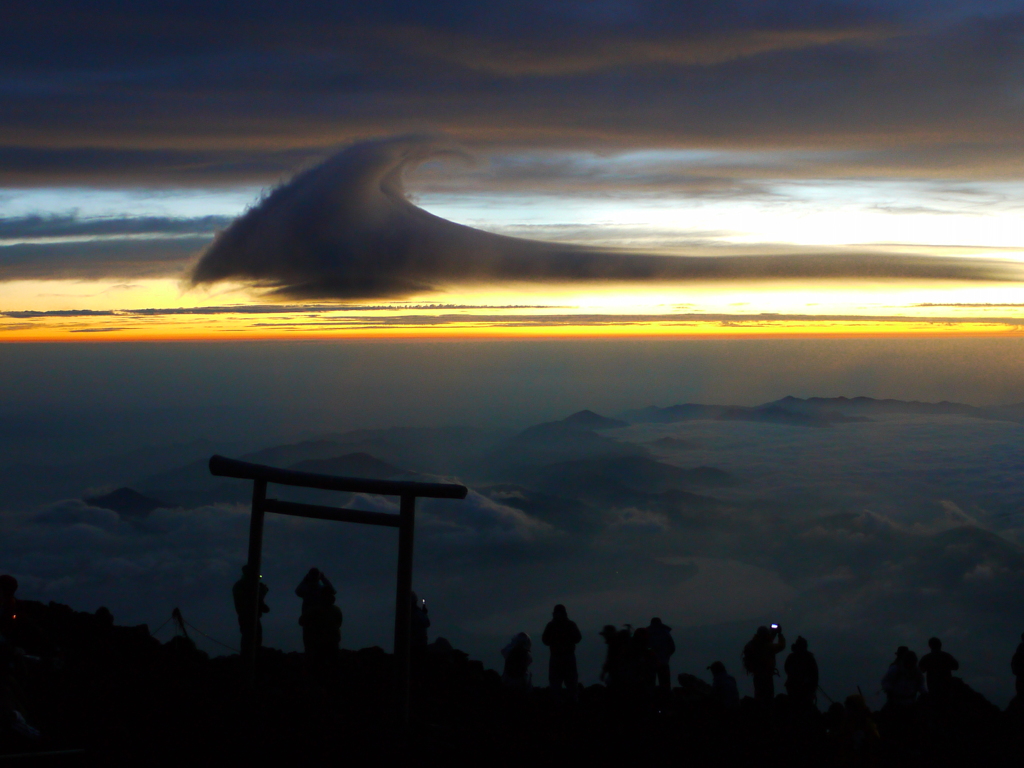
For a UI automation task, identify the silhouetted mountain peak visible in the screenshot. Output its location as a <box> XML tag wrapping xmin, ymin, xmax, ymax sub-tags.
<box><xmin>560</xmin><ymin>410</ymin><xmax>628</xmax><ymax>430</ymax></box>
<box><xmin>83</xmin><ymin>487</ymin><xmax>166</xmax><ymax>516</ymax></box>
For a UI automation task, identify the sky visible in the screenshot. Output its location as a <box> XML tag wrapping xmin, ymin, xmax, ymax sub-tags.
<box><xmin>2</xmin><ymin>0</ymin><xmax>1024</xmax><ymax>339</ymax></box>
<box><xmin>2</xmin><ymin>0</ymin><xmax>1024</xmax><ymax>710</ymax></box>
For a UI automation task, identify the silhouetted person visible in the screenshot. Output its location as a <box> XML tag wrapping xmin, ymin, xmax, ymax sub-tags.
<box><xmin>882</xmin><ymin>646</ymin><xmax>924</xmax><ymax>708</ymax></box>
<box><xmin>410</xmin><ymin>591</ymin><xmax>430</xmax><ymax>651</ymax></box>
<box><xmin>232</xmin><ymin>564</ymin><xmax>269</xmax><ymax>658</ymax></box>
<box><xmin>0</xmin><ymin>575</ymin><xmax>17</xmax><ymax>635</ymax></box>
<box><xmin>0</xmin><ymin>629</ymin><xmax>39</xmax><ymax>743</ymax></box>
<box><xmin>743</xmin><ymin>625</ymin><xmax>785</xmax><ymax>703</ymax></box>
<box><xmin>919</xmin><ymin>636</ymin><xmax>958</xmax><ymax>701</ymax></box>
<box><xmin>629</xmin><ymin>626</ymin><xmax>656</xmax><ymax>692</ymax></box>
<box><xmin>501</xmin><ymin>632</ymin><xmax>533</xmax><ymax>689</ymax></box>
<box><xmin>542</xmin><ymin>604</ymin><xmax>581</xmax><ymax>699</ymax></box>
<box><xmin>708</xmin><ymin>661</ymin><xmax>740</xmax><ymax>710</ymax></box>
<box><xmin>784</xmin><ymin>635</ymin><xmax>819</xmax><ymax>708</ymax></box>
<box><xmin>299</xmin><ymin>585</ymin><xmax>342</xmax><ymax>672</ymax></box>
<box><xmin>1012</xmin><ymin>633</ymin><xmax>1024</xmax><ymax>700</ymax></box>
<box><xmin>837</xmin><ymin>693</ymin><xmax>880</xmax><ymax>762</ymax></box>
<box><xmin>647</xmin><ymin>617</ymin><xmax>675</xmax><ymax>691</ymax></box>
<box><xmin>601</xmin><ymin>625</ymin><xmax>630</xmax><ymax>689</ymax></box>
<box><xmin>295</xmin><ymin>567</ymin><xmax>334</xmax><ymax>610</ymax></box>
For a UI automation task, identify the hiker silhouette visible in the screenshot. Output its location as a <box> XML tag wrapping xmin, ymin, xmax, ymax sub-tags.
<box><xmin>0</xmin><ymin>575</ymin><xmax>18</xmax><ymax>635</ymax></box>
<box><xmin>232</xmin><ymin>564</ymin><xmax>269</xmax><ymax>657</ymax></box>
<box><xmin>629</xmin><ymin>626</ymin><xmax>656</xmax><ymax>692</ymax></box>
<box><xmin>295</xmin><ymin>567</ymin><xmax>334</xmax><ymax>610</ymax></box>
<box><xmin>784</xmin><ymin>635</ymin><xmax>819</xmax><ymax>708</ymax></box>
<box><xmin>600</xmin><ymin>625</ymin><xmax>630</xmax><ymax>690</ymax></box>
<box><xmin>501</xmin><ymin>632</ymin><xmax>533</xmax><ymax>689</ymax></box>
<box><xmin>707</xmin><ymin>660</ymin><xmax>739</xmax><ymax>709</ymax></box>
<box><xmin>1013</xmin><ymin>632</ymin><xmax>1024</xmax><ymax>701</ymax></box>
<box><xmin>919</xmin><ymin>637</ymin><xmax>959</xmax><ymax>700</ymax></box>
<box><xmin>296</xmin><ymin>569</ymin><xmax>342</xmax><ymax>671</ymax></box>
<box><xmin>410</xmin><ymin>592</ymin><xmax>430</xmax><ymax>651</ymax></box>
<box><xmin>542</xmin><ymin>604</ymin><xmax>581</xmax><ymax>699</ymax></box>
<box><xmin>647</xmin><ymin>617</ymin><xmax>675</xmax><ymax>692</ymax></box>
<box><xmin>743</xmin><ymin>625</ymin><xmax>785</xmax><ymax>703</ymax></box>
<box><xmin>881</xmin><ymin>646</ymin><xmax>924</xmax><ymax>708</ymax></box>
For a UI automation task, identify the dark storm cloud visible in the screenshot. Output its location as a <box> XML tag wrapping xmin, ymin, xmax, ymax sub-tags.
<box><xmin>189</xmin><ymin>137</ymin><xmax>1020</xmax><ymax>300</ymax></box>
<box><xmin>2</xmin><ymin>2</ymin><xmax>1024</xmax><ymax>185</ymax></box>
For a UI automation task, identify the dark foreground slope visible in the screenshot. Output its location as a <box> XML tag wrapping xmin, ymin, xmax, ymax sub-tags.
<box><xmin>3</xmin><ymin>600</ymin><xmax>1023</xmax><ymax>767</ymax></box>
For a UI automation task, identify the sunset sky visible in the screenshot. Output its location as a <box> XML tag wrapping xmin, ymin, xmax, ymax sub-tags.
<box><xmin>2</xmin><ymin>1</ymin><xmax>1024</xmax><ymax>340</ymax></box>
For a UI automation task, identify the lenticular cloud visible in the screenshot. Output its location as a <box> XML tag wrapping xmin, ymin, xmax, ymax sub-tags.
<box><xmin>190</xmin><ymin>136</ymin><xmax>1020</xmax><ymax>300</ymax></box>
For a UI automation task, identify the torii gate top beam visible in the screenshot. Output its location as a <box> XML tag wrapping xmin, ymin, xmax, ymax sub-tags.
<box><xmin>209</xmin><ymin>454</ymin><xmax>468</xmax><ymax>499</ymax></box>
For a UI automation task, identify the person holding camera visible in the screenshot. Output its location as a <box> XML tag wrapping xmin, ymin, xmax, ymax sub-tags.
<box><xmin>743</xmin><ymin>624</ymin><xmax>786</xmax><ymax>704</ymax></box>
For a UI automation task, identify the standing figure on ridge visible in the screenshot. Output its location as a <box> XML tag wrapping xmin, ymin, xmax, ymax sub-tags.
<box><xmin>296</xmin><ymin>569</ymin><xmax>342</xmax><ymax>672</ymax></box>
<box><xmin>708</xmin><ymin>661</ymin><xmax>740</xmax><ymax>710</ymax></box>
<box><xmin>601</xmin><ymin>625</ymin><xmax>630</xmax><ymax>690</ymax></box>
<box><xmin>784</xmin><ymin>635</ymin><xmax>819</xmax><ymax>709</ymax></box>
<box><xmin>881</xmin><ymin>646</ymin><xmax>924</xmax><ymax>708</ymax></box>
<box><xmin>542</xmin><ymin>604</ymin><xmax>582</xmax><ymax>700</ymax></box>
<box><xmin>647</xmin><ymin>617</ymin><xmax>676</xmax><ymax>692</ymax></box>
<box><xmin>410</xmin><ymin>592</ymin><xmax>430</xmax><ymax>653</ymax></box>
<box><xmin>501</xmin><ymin>632</ymin><xmax>533</xmax><ymax>689</ymax></box>
<box><xmin>295</xmin><ymin>567</ymin><xmax>333</xmax><ymax>610</ymax></box>
<box><xmin>629</xmin><ymin>626</ymin><xmax>656</xmax><ymax>692</ymax></box>
<box><xmin>919</xmin><ymin>637</ymin><xmax>959</xmax><ymax>701</ymax></box>
<box><xmin>0</xmin><ymin>576</ymin><xmax>18</xmax><ymax>637</ymax></box>
<box><xmin>743</xmin><ymin>624</ymin><xmax>786</xmax><ymax>704</ymax></box>
<box><xmin>233</xmin><ymin>564</ymin><xmax>269</xmax><ymax>658</ymax></box>
<box><xmin>1012</xmin><ymin>632</ymin><xmax>1024</xmax><ymax>702</ymax></box>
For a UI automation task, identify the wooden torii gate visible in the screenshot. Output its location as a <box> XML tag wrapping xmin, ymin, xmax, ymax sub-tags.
<box><xmin>208</xmin><ymin>454</ymin><xmax>468</xmax><ymax>722</ymax></box>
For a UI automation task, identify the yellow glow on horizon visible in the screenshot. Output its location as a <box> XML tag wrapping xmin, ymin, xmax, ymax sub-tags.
<box><xmin>2</xmin><ymin>274</ymin><xmax>1023</xmax><ymax>342</ymax></box>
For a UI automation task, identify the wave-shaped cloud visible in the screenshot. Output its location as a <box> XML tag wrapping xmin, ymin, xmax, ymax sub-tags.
<box><xmin>190</xmin><ymin>136</ymin><xmax>1021</xmax><ymax>300</ymax></box>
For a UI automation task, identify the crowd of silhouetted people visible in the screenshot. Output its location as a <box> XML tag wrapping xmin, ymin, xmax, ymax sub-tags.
<box><xmin>4</xmin><ymin>567</ymin><xmax>1024</xmax><ymax>762</ymax></box>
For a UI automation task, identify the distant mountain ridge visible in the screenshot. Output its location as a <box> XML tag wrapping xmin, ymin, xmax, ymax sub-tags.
<box><xmin>621</xmin><ymin>402</ymin><xmax>868</xmax><ymax>428</ymax></box>
<box><xmin>622</xmin><ymin>396</ymin><xmax>1024</xmax><ymax>427</ymax></box>
<box><xmin>289</xmin><ymin>452</ymin><xmax>409</xmax><ymax>480</ymax></box>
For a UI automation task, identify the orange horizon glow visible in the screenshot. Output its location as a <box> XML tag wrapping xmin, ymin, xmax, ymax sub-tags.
<box><xmin>4</xmin><ymin>320</ymin><xmax>1023</xmax><ymax>343</ymax></box>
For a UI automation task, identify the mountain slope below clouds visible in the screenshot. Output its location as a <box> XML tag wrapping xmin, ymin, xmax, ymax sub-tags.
<box><xmin>559</xmin><ymin>410</ymin><xmax>629</xmax><ymax>430</ymax></box>
<box><xmin>767</xmin><ymin>396</ymin><xmax>1024</xmax><ymax>423</ymax></box>
<box><xmin>622</xmin><ymin>402</ymin><xmax>867</xmax><ymax>428</ymax></box>
<box><xmin>83</xmin><ymin>487</ymin><xmax>167</xmax><ymax>516</ymax></box>
<box><xmin>621</xmin><ymin>395</ymin><xmax>1024</xmax><ymax>427</ymax></box>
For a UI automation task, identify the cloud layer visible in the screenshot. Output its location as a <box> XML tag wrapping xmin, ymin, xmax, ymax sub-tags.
<box><xmin>4</xmin><ymin>3</ymin><xmax>1024</xmax><ymax>186</ymax></box>
<box><xmin>190</xmin><ymin>137</ymin><xmax>1019</xmax><ymax>300</ymax></box>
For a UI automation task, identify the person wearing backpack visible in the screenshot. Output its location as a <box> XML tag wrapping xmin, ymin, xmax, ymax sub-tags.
<box><xmin>542</xmin><ymin>604</ymin><xmax>582</xmax><ymax>700</ymax></box>
<box><xmin>1012</xmin><ymin>632</ymin><xmax>1024</xmax><ymax>701</ymax></box>
<box><xmin>784</xmin><ymin>636</ymin><xmax>819</xmax><ymax>708</ymax></box>
<box><xmin>647</xmin><ymin>617</ymin><xmax>676</xmax><ymax>692</ymax></box>
<box><xmin>743</xmin><ymin>625</ymin><xmax>786</xmax><ymax>703</ymax></box>
<box><xmin>919</xmin><ymin>637</ymin><xmax>959</xmax><ymax>701</ymax></box>
<box><xmin>501</xmin><ymin>632</ymin><xmax>533</xmax><ymax>689</ymax></box>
